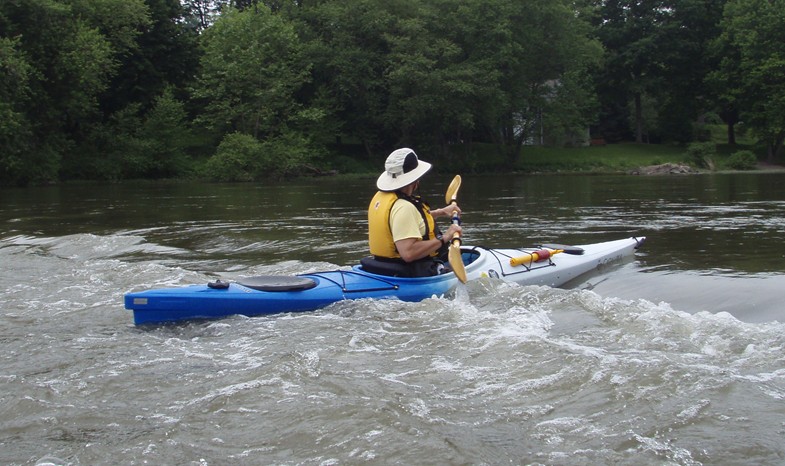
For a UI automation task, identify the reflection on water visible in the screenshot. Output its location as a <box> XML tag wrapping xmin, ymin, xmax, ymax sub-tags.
<box><xmin>3</xmin><ymin>173</ymin><xmax>785</xmax><ymax>273</ymax></box>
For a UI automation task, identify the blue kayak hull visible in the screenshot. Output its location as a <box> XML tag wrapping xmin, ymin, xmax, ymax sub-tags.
<box><xmin>125</xmin><ymin>237</ymin><xmax>645</xmax><ymax>325</ymax></box>
<box><xmin>125</xmin><ymin>269</ymin><xmax>456</xmax><ymax>324</ymax></box>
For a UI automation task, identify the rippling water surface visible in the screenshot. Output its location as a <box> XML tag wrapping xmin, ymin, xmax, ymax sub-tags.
<box><xmin>2</xmin><ymin>174</ymin><xmax>785</xmax><ymax>465</ymax></box>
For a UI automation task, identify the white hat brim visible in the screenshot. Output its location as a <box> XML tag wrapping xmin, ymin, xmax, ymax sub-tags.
<box><xmin>376</xmin><ymin>160</ymin><xmax>432</xmax><ymax>191</ymax></box>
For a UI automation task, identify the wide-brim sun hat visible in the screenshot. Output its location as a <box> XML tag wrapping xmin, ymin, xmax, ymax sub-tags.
<box><xmin>376</xmin><ymin>148</ymin><xmax>432</xmax><ymax>191</ymax></box>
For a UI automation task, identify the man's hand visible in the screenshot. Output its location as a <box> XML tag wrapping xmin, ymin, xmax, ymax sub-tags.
<box><xmin>443</xmin><ymin>224</ymin><xmax>462</xmax><ymax>243</ymax></box>
<box><xmin>433</xmin><ymin>204</ymin><xmax>461</xmax><ymax>218</ymax></box>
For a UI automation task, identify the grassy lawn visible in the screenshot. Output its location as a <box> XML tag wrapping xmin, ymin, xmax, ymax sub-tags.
<box><xmin>461</xmin><ymin>141</ymin><xmax>690</xmax><ymax>173</ymax></box>
<box><xmin>332</xmin><ymin>124</ymin><xmax>777</xmax><ymax>176</ymax></box>
<box><xmin>515</xmin><ymin>143</ymin><xmax>688</xmax><ymax>172</ymax></box>
<box><xmin>463</xmin><ymin>124</ymin><xmax>770</xmax><ymax>173</ymax></box>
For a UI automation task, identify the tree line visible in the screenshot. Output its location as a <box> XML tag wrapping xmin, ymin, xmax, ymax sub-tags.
<box><xmin>1</xmin><ymin>0</ymin><xmax>783</xmax><ymax>186</ymax></box>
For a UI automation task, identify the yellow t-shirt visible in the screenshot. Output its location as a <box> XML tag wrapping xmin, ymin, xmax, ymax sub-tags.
<box><xmin>390</xmin><ymin>199</ymin><xmax>426</xmax><ymax>242</ymax></box>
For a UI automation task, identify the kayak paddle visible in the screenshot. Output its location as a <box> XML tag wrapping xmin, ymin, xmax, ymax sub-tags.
<box><xmin>444</xmin><ymin>175</ymin><xmax>467</xmax><ymax>283</ymax></box>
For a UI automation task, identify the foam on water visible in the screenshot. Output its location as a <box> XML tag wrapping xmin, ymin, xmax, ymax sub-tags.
<box><xmin>2</xmin><ymin>232</ymin><xmax>785</xmax><ymax>465</ymax></box>
<box><xmin>4</xmin><ymin>233</ymin><xmax>188</xmax><ymax>260</ymax></box>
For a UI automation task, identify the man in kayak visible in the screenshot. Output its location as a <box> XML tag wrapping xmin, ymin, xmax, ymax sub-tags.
<box><xmin>365</xmin><ymin>148</ymin><xmax>463</xmax><ymax>277</ymax></box>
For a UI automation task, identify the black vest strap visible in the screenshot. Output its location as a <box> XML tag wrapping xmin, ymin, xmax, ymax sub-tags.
<box><xmin>394</xmin><ymin>192</ymin><xmax>433</xmax><ymax>240</ymax></box>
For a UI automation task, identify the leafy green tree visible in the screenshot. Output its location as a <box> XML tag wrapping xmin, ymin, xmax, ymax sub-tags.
<box><xmin>69</xmin><ymin>0</ymin><xmax>151</xmax><ymax>53</ymax></box>
<box><xmin>706</xmin><ymin>23</ymin><xmax>743</xmax><ymax>145</ymax></box>
<box><xmin>0</xmin><ymin>37</ymin><xmax>34</xmax><ymax>185</ymax></box>
<box><xmin>204</xmin><ymin>129</ymin><xmax>314</xmax><ymax>181</ymax></box>
<box><xmin>542</xmin><ymin>70</ymin><xmax>600</xmax><ymax>146</ymax></box>
<box><xmin>480</xmin><ymin>0</ymin><xmax>601</xmax><ymax>164</ymax></box>
<box><xmin>293</xmin><ymin>0</ymin><xmax>600</xmax><ymax>166</ymax></box>
<box><xmin>182</xmin><ymin>0</ymin><xmax>223</xmax><ymax>31</ymax></box>
<box><xmin>716</xmin><ymin>0</ymin><xmax>785</xmax><ymax>161</ymax></box>
<box><xmin>204</xmin><ymin>132</ymin><xmax>265</xmax><ymax>182</ymax></box>
<box><xmin>99</xmin><ymin>0</ymin><xmax>199</xmax><ymax>116</ymax></box>
<box><xmin>594</xmin><ymin>0</ymin><xmax>671</xmax><ymax>143</ymax></box>
<box><xmin>136</xmin><ymin>88</ymin><xmax>194</xmax><ymax>177</ymax></box>
<box><xmin>290</xmin><ymin>0</ymin><xmax>395</xmax><ymax>157</ymax></box>
<box><xmin>593</xmin><ymin>0</ymin><xmax>727</xmax><ymax>144</ymax></box>
<box><xmin>0</xmin><ymin>0</ymin><xmax>151</xmax><ymax>184</ymax></box>
<box><xmin>654</xmin><ymin>0</ymin><xmax>726</xmax><ymax>143</ymax></box>
<box><xmin>89</xmin><ymin>88</ymin><xmax>192</xmax><ymax>180</ymax></box>
<box><xmin>194</xmin><ymin>5</ymin><xmax>322</xmax><ymax>177</ymax></box>
<box><xmin>58</xmin><ymin>21</ymin><xmax>117</xmax><ymax>121</ymax></box>
<box><xmin>82</xmin><ymin>0</ymin><xmax>201</xmax><ymax>180</ymax></box>
<box><xmin>383</xmin><ymin>0</ymin><xmax>506</xmax><ymax>154</ymax></box>
<box><xmin>726</xmin><ymin>149</ymin><xmax>757</xmax><ymax>169</ymax></box>
<box><xmin>99</xmin><ymin>104</ymin><xmax>145</xmax><ymax>180</ymax></box>
<box><xmin>194</xmin><ymin>6</ymin><xmax>309</xmax><ymax>138</ymax></box>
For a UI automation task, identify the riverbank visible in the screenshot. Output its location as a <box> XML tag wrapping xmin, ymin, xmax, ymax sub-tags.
<box><xmin>323</xmin><ymin>142</ymin><xmax>783</xmax><ymax>183</ymax></box>
<box><xmin>509</xmin><ymin>142</ymin><xmax>784</xmax><ymax>174</ymax></box>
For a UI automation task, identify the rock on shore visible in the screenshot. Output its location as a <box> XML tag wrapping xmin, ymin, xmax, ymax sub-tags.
<box><xmin>630</xmin><ymin>163</ymin><xmax>697</xmax><ymax>175</ymax></box>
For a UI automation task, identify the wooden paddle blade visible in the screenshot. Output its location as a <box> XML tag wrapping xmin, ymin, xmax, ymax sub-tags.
<box><xmin>448</xmin><ymin>240</ymin><xmax>467</xmax><ymax>283</ymax></box>
<box><xmin>445</xmin><ymin>175</ymin><xmax>462</xmax><ymax>205</ymax></box>
<box><xmin>444</xmin><ymin>174</ymin><xmax>465</xmax><ymax>282</ymax></box>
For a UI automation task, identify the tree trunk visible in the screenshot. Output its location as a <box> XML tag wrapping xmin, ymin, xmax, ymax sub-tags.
<box><xmin>719</xmin><ymin>106</ymin><xmax>739</xmax><ymax>145</ymax></box>
<box><xmin>634</xmin><ymin>92</ymin><xmax>643</xmax><ymax>143</ymax></box>
<box><xmin>363</xmin><ymin>139</ymin><xmax>374</xmax><ymax>160</ymax></box>
<box><xmin>769</xmin><ymin>132</ymin><xmax>785</xmax><ymax>164</ymax></box>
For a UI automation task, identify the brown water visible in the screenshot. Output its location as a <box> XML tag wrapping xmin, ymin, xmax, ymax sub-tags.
<box><xmin>2</xmin><ymin>173</ymin><xmax>785</xmax><ymax>465</ymax></box>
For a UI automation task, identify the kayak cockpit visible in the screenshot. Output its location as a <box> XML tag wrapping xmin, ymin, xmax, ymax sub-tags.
<box><xmin>357</xmin><ymin>248</ymin><xmax>483</xmax><ymax>278</ymax></box>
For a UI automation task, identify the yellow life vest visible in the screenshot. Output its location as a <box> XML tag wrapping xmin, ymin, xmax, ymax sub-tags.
<box><xmin>368</xmin><ymin>191</ymin><xmax>437</xmax><ymax>259</ymax></box>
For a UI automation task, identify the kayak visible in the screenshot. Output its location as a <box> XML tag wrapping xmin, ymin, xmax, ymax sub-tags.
<box><xmin>124</xmin><ymin>236</ymin><xmax>645</xmax><ymax>325</ymax></box>
<box><xmin>125</xmin><ymin>236</ymin><xmax>645</xmax><ymax>325</ymax></box>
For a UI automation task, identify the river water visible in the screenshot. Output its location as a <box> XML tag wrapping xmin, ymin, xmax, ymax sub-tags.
<box><xmin>2</xmin><ymin>173</ymin><xmax>784</xmax><ymax>465</ymax></box>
